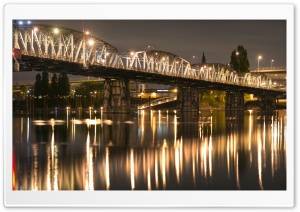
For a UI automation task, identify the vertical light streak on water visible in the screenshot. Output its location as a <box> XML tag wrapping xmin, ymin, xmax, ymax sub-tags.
<box><xmin>236</xmin><ymin>152</ymin><xmax>240</xmax><ymax>189</ymax></box>
<box><xmin>152</xmin><ymin>116</ymin><xmax>156</xmax><ymax>145</ymax></box>
<box><xmin>277</xmin><ymin>117</ymin><xmax>280</xmax><ymax>143</ymax></box>
<box><xmin>166</xmin><ymin>110</ymin><xmax>169</xmax><ymax>129</ymax></box>
<box><xmin>53</xmin><ymin>145</ymin><xmax>59</xmax><ymax>191</ymax></box>
<box><xmin>130</xmin><ymin>148</ymin><xmax>135</xmax><ymax>190</ymax></box>
<box><xmin>27</xmin><ymin>117</ymin><xmax>30</xmax><ymax>143</ymax></box>
<box><xmin>258</xmin><ymin>138</ymin><xmax>263</xmax><ymax>190</ymax></box>
<box><xmin>66</xmin><ymin>108</ymin><xmax>69</xmax><ymax>130</ymax></box>
<box><xmin>20</xmin><ymin>117</ymin><xmax>23</xmax><ymax>143</ymax></box>
<box><xmin>202</xmin><ymin>138</ymin><xmax>207</xmax><ymax>179</ymax></box>
<box><xmin>46</xmin><ymin>147</ymin><xmax>51</xmax><ymax>190</ymax></box>
<box><xmin>263</xmin><ymin>117</ymin><xmax>266</xmax><ymax>169</ymax></box>
<box><xmin>105</xmin><ymin>147</ymin><xmax>110</xmax><ymax>190</ymax></box>
<box><xmin>85</xmin><ymin>130</ymin><xmax>90</xmax><ymax>191</ymax></box>
<box><xmin>141</xmin><ymin>110</ymin><xmax>145</xmax><ymax>143</ymax></box>
<box><xmin>227</xmin><ymin>140</ymin><xmax>230</xmax><ymax>178</ymax></box>
<box><xmin>51</xmin><ymin>124</ymin><xmax>55</xmax><ymax>190</ymax></box>
<box><xmin>71</xmin><ymin>118</ymin><xmax>74</xmax><ymax>141</ymax></box>
<box><xmin>155</xmin><ymin>150</ymin><xmax>158</xmax><ymax>189</ymax></box>
<box><xmin>158</xmin><ymin>110</ymin><xmax>161</xmax><ymax>127</ymax></box>
<box><xmin>32</xmin><ymin>145</ymin><xmax>38</xmax><ymax>190</ymax></box>
<box><xmin>147</xmin><ymin>166</ymin><xmax>151</xmax><ymax>190</ymax></box>
<box><xmin>271</xmin><ymin>116</ymin><xmax>275</xmax><ymax>179</ymax></box>
<box><xmin>209</xmin><ymin>135</ymin><xmax>213</xmax><ymax>178</ymax></box>
<box><xmin>192</xmin><ymin>155</ymin><xmax>196</xmax><ymax>185</ymax></box>
<box><xmin>248</xmin><ymin>111</ymin><xmax>253</xmax><ymax>167</ymax></box>
<box><xmin>284</xmin><ymin>116</ymin><xmax>286</xmax><ymax>152</ymax></box>
<box><xmin>174</xmin><ymin>114</ymin><xmax>177</xmax><ymax>146</ymax></box>
<box><xmin>175</xmin><ymin>143</ymin><xmax>180</xmax><ymax>183</ymax></box>
<box><xmin>162</xmin><ymin>147</ymin><xmax>166</xmax><ymax>189</ymax></box>
<box><xmin>94</xmin><ymin>116</ymin><xmax>97</xmax><ymax>145</ymax></box>
<box><xmin>179</xmin><ymin>137</ymin><xmax>183</xmax><ymax>176</ymax></box>
<box><xmin>89</xmin><ymin>149</ymin><xmax>94</xmax><ymax>191</ymax></box>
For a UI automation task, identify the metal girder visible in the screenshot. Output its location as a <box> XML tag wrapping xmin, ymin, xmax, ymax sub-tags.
<box><xmin>13</xmin><ymin>24</ymin><xmax>121</xmax><ymax>70</ymax></box>
<box><xmin>12</xmin><ymin>24</ymin><xmax>283</xmax><ymax>94</ymax></box>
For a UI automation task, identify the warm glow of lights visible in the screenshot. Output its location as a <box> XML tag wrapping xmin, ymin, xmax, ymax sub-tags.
<box><xmin>130</xmin><ymin>52</ymin><xmax>134</xmax><ymax>56</ymax></box>
<box><xmin>209</xmin><ymin>136</ymin><xmax>213</xmax><ymax>177</ymax></box>
<box><xmin>258</xmin><ymin>55</ymin><xmax>262</xmax><ymax>60</ymax></box>
<box><xmin>85</xmin><ymin>31</ymin><xmax>90</xmax><ymax>35</ymax></box>
<box><xmin>258</xmin><ymin>139</ymin><xmax>263</xmax><ymax>189</ymax></box>
<box><xmin>53</xmin><ymin>145</ymin><xmax>59</xmax><ymax>191</ymax></box>
<box><xmin>175</xmin><ymin>145</ymin><xmax>180</xmax><ymax>183</ymax></box>
<box><xmin>155</xmin><ymin>150</ymin><xmax>159</xmax><ymax>189</ymax></box>
<box><xmin>34</xmin><ymin>27</ymin><xmax>38</xmax><ymax>32</ymax></box>
<box><xmin>88</xmin><ymin>39</ymin><xmax>94</xmax><ymax>46</ymax></box>
<box><xmin>53</xmin><ymin>28</ymin><xmax>59</xmax><ymax>34</ymax></box>
<box><xmin>130</xmin><ymin>149</ymin><xmax>135</xmax><ymax>190</ymax></box>
<box><xmin>147</xmin><ymin>166</ymin><xmax>151</xmax><ymax>190</ymax></box>
<box><xmin>106</xmin><ymin>147</ymin><xmax>110</xmax><ymax>190</ymax></box>
<box><xmin>162</xmin><ymin>147</ymin><xmax>166</xmax><ymax>189</ymax></box>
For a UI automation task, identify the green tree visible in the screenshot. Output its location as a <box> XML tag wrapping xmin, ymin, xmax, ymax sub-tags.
<box><xmin>58</xmin><ymin>71</ymin><xmax>70</xmax><ymax>96</ymax></box>
<box><xmin>230</xmin><ymin>45</ymin><xmax>250</xmax><ymax>73</ymax></box>
<box><xmin>201</xmin><ymin>52</ymin><xmax>206</xmax><ymax>63</ymax></box>
<box><xmin>34</xmin><ymin>73</ymin><xmax>42</xmax><ymax>97</ymax></box>
<box><xmin>41</xmin><ymin>71</ymin><xmax>49</xmax><ymax>96</ymax></box>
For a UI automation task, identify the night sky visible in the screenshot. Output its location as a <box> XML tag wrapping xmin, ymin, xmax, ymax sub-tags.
<box><xmin>13</xmin><ymin>20</ymin><xmax>286</xmax><ymax>82</ymax></box>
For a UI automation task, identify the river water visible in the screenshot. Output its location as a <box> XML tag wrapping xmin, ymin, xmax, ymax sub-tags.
<box><xmin>12</xmin><ymin>109</ymin><xmax>286</xmax><ymax>190</ymax></box>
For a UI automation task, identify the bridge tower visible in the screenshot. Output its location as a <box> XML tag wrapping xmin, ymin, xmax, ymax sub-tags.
<box><xmin>225</xmin><ymin>91</ymin><xmax>244</xmax><ymax>110</ymax></box>
<box><xmin>103</xmin><ymin>79</ymin><xmax>131</xmax><ymax>113</ymax></box>
<box><xmin>177</xmin><ymin>87</ymin><xmax>199</xmax><ymax>111</ymax></box>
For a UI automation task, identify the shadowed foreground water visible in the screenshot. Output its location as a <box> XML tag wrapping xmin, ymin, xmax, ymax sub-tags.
<box><xmin>13</xmin><ymin>109</ymin><xmax>286</xmax><ymax>190</ymax></box>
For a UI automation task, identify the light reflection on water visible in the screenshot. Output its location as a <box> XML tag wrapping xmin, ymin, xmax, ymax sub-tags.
<box><xmin>13</xmin><ymin>109</ymin><xmax>286</xmax><ymax>190</ymax></box>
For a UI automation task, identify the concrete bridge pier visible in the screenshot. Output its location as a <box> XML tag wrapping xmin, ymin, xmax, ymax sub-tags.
<box><xmin>103</xmin><ymin>79</ymin><xmax>130</xmax><ymax>113</ymax></box>
<box><xmin>225</xmin><ymin>91</ymin><xmax>244</xmax><ymax>110</ymax></box>
<box><xmin>177</xmin><ymin>87</ymin><xmax>199</xmax><ymax>111</ymax></box>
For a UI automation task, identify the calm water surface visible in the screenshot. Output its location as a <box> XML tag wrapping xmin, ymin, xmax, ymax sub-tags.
<box><xmin>13</xmin><ymin>109</ymin><xmax>286</xmax><ymax>190</ymax></box>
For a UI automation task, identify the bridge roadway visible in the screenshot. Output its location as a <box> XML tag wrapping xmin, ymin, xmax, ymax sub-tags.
<box><xmin>13</xmin><ymin>24</ymin><xmax>286</xmax><ymax>112</ymax></box>
<box><xmin>20</xmin><ymin>54</ymin><xmax>284</xmax><ymax>96</ymax></box>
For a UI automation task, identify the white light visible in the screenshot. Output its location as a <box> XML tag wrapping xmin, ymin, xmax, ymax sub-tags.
<box><xmin>88</xmin><ymin>39</ymin><xmax>94</xmax><ymax>46</ymax></box>
<box><xmin>130</xmin><ymin>52</ymin><xmax>134</xmax><ymax>56</ymax></box>
<box><xmin>27</xmin><ymin>21</ymin><xmax>31</xmax><ymax>24</ymax></box>
<box><xmin>85</xmin><ymin>31</ymin><xmax>90</xmax><ymax>35</ymax></box>
<box><xmin>53</xmin><ymin>28</ymin><xmax>59</xmax><ymax>34</ymax></box>
<box><xmin>19</xmin><ymin>21</ymin><xmax>23</xmax><ymax>25</ymax></box>
<box><xmin>34</xmin><ymin>27</ymin><xmax>38</xmax><ymax>32</ymax></box>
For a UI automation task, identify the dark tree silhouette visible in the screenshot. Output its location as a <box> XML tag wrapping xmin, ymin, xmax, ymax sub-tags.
<box><xmin>49</xmin><ymin>74</ymin><xmax>58</xmax><ymax>98</ymax></box>
<box><xmin>201</xmin><ymin>52</ymin><xmax>206</xmax><ymax>63</ymax></box>
<box><xmin>41</xmin><ymin>71</ymin><xmax>49</xmax><ymax>96</ymax></box>
<box><xmin>34</xmin><ymin>73</ymin><xmax>42</xmax><ymax>97</ymax></box>
<box><xmin>230</xmin><ymin>45</ymin><xmax>250</xmax><ymax>73</ymax></box>
<box><xmin>58</xmin><ymin>71</ymin><xmax>70</xmax><ymax>96</ymax></box>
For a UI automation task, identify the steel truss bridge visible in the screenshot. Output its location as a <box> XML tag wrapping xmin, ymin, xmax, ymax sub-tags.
<box><xmin>13</xmin><ymin>24</ymin><xmax>286</xmax><ymax>112</ymax></box>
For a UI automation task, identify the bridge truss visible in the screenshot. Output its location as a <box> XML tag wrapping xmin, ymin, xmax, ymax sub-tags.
<box><xmin>13</xmin><ymin>24</ymin><xmax>280</xmax><ymax>91</ymax></box>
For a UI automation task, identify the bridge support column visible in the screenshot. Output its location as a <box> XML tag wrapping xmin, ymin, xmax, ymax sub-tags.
<box><xmin>177</xmin><ymin>87</ymin><xmax>199</xmax><ymax>112</ymax></box>
<box><xmin>225</xmin><ymin>91</ymin><xmax>244</xmax><ymax>110</ymax></box>
<box><xmin>103</xmin><ymin>79</ymin><xmax>130</xmax><ymax>113</ymax></box>
<box><xmin>258</xmin><ymin>95</ymin><xmax>277</xmax><ymax>110</ymax></box>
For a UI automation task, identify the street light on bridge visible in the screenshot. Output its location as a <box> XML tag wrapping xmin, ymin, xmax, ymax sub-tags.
<box><xmin>257</xmin><ymin>55</ymin><xmax>262</xmax><ymax>72</ymax></box>
<box><xmin>271</xmin><ymin>59</ymin><xmax>274</xmax><ymax>68</ymax></box>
